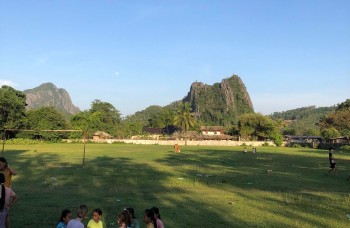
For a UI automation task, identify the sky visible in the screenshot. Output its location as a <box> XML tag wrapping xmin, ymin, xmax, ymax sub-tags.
<box><xmin>1</xmin><ymin>0</ymin><xmax>349</xmax><ymax>117</ymax></box>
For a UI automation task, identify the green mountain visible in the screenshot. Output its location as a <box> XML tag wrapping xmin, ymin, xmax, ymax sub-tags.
<box><xmin>23</xmin><ymin>83</ymin><xmax>80</xmax><ymax>116</ymax></box>
<box><xmin>183</xmin><ymin>75</ymin><xmax>254</xmax><ymax>126</ymax></box>
<box><xmin>125</xmin><ymin>74</ymin><xmax>254</xmax><ymax>127</ymax></box>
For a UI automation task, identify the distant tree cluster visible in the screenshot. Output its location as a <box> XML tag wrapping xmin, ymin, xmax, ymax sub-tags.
<box><xmin>1</xmin><ymin>85</ymin><xmax>349</xmax><ymax>144</ymax></box>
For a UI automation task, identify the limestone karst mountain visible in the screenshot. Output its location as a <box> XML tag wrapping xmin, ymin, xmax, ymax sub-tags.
<box><xmin>23</xmin><ymin>82</ymin><xmax>80</xmax><ymax>115</ymax></box>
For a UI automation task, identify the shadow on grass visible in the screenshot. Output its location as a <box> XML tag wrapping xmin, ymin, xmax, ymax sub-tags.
<box><xmin>4</xmin><ymin>145</ymin><xmax>350</xmax><ymax>227</ymax></box>
<box><xmin>155</xmin><ymin>147</ymin><xmax>350</xmax><ymax>227</ymax></box>
<box><xmin>6</xmin><ymin>148</ymin><xmax>238</xmax><ymax>227</ymax></box>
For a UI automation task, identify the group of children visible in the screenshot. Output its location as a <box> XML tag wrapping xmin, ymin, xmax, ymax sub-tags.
<box><xmin>243</xmin><ymin>147</ymin><xmax>257</xmax><ymax>154</ymax></box>
<box><xmin>57</xmin><ymin>205</ymin><xmax>164</xmax><ymax>228</ymax></box>
<box><xmin>0</xmin><ymin>157</ymin><xmax>17</xmax><ymax>228</ymax></box>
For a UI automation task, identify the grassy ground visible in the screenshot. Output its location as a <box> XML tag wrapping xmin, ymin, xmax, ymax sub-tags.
<box><xmin>3</xmin><ymin>143</ymin><xmax>350</xmax><ymax>227</ymax></box>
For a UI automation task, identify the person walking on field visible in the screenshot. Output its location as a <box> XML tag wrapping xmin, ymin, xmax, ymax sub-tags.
<box><xmin>326</xmin><ymin>147</ymin><xmax>337</xmax><ymax>175</ymax></box>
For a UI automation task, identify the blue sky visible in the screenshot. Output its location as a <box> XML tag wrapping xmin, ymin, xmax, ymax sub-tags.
<box><xmin>1</xmin><ymin>0</ymin><xmax>349</xmax><ymax>117</ymax></box>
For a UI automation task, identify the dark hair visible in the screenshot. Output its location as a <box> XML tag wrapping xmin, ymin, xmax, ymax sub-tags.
<box><xmin>77</xmin><ymin>204</ymin><xmax>88</xmax><ymax>218</ymax></box>
<box><xmin>118</xmin><ymin>209</ymin><xmax>132</xmax><ymax>227</ymax></box>
<box><xmin>93</xmin><ymin>208</ymin><xmax>102</xmax><ymax>216</ymax></box>
<box><xmin>145</xmin><ymin>209</ymin><xmax>157</xmax><ymax>228</ymax></box>
<box><xmin>329</xmin><ymin>147</ymin><xmax>334</xmax><ymax>151</ymax></box>
<box><xmin>0</xmin><ymin>173</ymin><xmax>5</xmax><ymax>211</ymax></box>
<box><xmin>57</xmin><ymin>209</ymin><xmax>71</xmax><ymax>225</ymax></box>
<box><xmin>151</xmin><ymin>207</ymin><xmax>161</xmax><ymax>220</ymax></box>
<box><xmin>0</xmin><ymin>157</ymin><xmax>8</xmax><ymax>167</ymax></box>
<box><xmin>126</xmin><ymin>207</ymin><xmax>136</xmax><ymax>219</ymax></box>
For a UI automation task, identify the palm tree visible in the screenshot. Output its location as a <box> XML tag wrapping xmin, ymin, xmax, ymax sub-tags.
<box><xmin>174</xmin><ymin>102</ymin><xmax>196</xmax><ymax>145</ymax></box>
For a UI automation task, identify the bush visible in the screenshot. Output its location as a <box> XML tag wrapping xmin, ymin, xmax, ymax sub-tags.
<box><xmin>340</xmin><ymin>145</ymin><xmax>350</xmax><ymax>152</ymax></box>
<box><xmin>4</xmin><ymin>138</ymin><xmax>43</xmax><ymax>145</ymax></box>
<box><xmin>292</xmin><ymin>143</ymin><xmax>302</xmax><ymax>148</ymax></box>
<box><xmin>262</xmin><ymin>142</ymin><xmax>270</xmax><ymax>147</ymax></box>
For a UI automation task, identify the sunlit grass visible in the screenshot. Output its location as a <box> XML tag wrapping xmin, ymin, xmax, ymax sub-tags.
<box><xmin>4</xmin><ymin>144</ymin><xmax>350</xmax><ymax>227</ymax></box>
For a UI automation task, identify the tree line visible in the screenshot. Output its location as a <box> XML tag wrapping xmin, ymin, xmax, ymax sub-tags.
<box><xmin>1</xmin><ymin>85</ymin><xmax>349</xmax><ymax>145</ymax></box>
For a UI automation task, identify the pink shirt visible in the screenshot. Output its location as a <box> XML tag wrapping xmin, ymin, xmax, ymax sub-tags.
<box><xmin>4</xmin><ymin>187</ymin><xmax>16</xmax><ymax>208</ymax></box>
<box><xmin>156</xmin><ymin>219</ymin><xmax>164</xmax><ymax>228</ymax></box>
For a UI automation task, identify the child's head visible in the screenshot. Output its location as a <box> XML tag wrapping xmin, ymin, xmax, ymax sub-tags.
<box><xmin>77</xmin><ymin>204</ymin><xmax>88</xmax><ymax>219</ymax></box>
<box><xmin>151</xmin><ymin>207</ymin><xmax>161</xmax><ymax>220</ymax></box>
<box><xmin>144</xmin><ymin>209</ymin><xmax>155</xmax><ymax>224</ymax></box>
<box><xmin>0</xmin><ymin>157</ymin><xmax>8</xmax><ymax>171</ymax></box>
<box><xmin>59</xmin><ymin>209</ymin><xmax>72</xmax><ymax>225</ymax></box>
<box><xmin>118</xmin><ymin>209</ymin><xmax>132</xmax><ymax>228</ymax></box>
<box><xmin>126</xmin><ymin>207</ymin><xmax>136</xmax><ymax>219</ymax></box>
<box><xmin>329</xmin><ymin>147</ymin><xmax>334</xmax><ymax>152</ymax></box>
<box><xmin>92</xmin><ymin>208</ymin><xmax>102</xmax><ymax>223</ymax></box>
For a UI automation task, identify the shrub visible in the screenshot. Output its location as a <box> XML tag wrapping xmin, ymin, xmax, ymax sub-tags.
<box><xmin>340</xmin><ymin>145</ymin><xmax>350</xmax><ymax>152</ymax></box>
<box><xmin>262</xmin><ymin>142</ymin><xmax>270</xmax><ymax>147</ymax></box>
<box><xmin>4</xmin><ymin>138</ymin><xmax>43</xmax><ymax>145</ymax></box>
<box><xmin>292</xmin><ymin>143</ymin><xmax>302</xmax><ymax>148</ymax></box>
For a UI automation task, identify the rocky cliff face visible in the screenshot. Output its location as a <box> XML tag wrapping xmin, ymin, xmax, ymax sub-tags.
<box><xmin>183</xmin><ymin>75</ymin><xmax>254</xmax><ymax>126</ymax></box>
<box><xmin>23</xmin><ymin>83</ymin><xmax>80</xmax><ymax>115</ymax></box>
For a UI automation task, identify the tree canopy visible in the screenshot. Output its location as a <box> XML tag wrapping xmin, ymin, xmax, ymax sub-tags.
<box><xmin>0</xmin><ymin>85</ymin><xmax>27</xmax><ymax>130</ymax></box>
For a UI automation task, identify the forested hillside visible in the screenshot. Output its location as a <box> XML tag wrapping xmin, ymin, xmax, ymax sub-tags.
<box><xmin>125</xmin><ymin>75</ymin><xmax>254</xmax><ymax>127</ymax></box>
<box><xmin>270</xmin><ymin>106</ymin><xmax>335</xmax><ymax>135</ymax></box>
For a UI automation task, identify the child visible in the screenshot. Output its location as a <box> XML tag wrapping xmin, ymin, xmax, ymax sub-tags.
<box><xmin>174</xmin><ymin>144</ymin><xmax>180</xmax><ymax>153</ymax></box>
<box><xmin>151</xmin><ymin>207</ymin><xmax>164</xmax><ymax>228</ymax></box>
<box><xmin>126</xmin><ymin>207</ymin><xmax>140</xmax><ymax>228</ymax></box>
<box><xmin>117</xmin><ymin>209</ymin><xmax>132</xmax><ymax>228</ymax></box>
<box><xmin>67</xmin><ymin>204</ymin><xmax>88</xmax><ymax>228</ymax></box>
<box><xmin>56</xmin><ymin>209</ymin><xmax>72</xmax><ymax>228</ymax></box>
<box><xmin>326</xmin><ymin>147</ymin><xmax>337</xmax><ymax>175</ymax></box>
<box><xmin>87</xmin><ymin>208</ymin><xmax>103</xmax><ymax>228</ymax></box>
<box><xmin>144</xmin><ymin>209</ymin><xmax>157</xmax><ymax>228</ymax></box>
<box><xmin>0</xmin><ymin>157</ymin><xmax>16</xmax><ymax>188</ymax></box>
<box><xmin>0</xmin><ymin>173</ymin><xmax>18</xmax><ymax>228</ymax></box>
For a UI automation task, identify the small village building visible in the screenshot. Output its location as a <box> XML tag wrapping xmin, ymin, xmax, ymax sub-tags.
<box><xmin>92</xmin><ymin>131</ymin><xmax>113</xmax><ymax>140</ymax></box>
<box><xmin>200</xmin><ymin>126</ymin><xmax>225</xmax><ymax>136</ymax></box>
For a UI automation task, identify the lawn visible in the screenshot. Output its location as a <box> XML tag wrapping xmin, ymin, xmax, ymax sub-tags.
<box><xmin>3</xmin><ymin>143</ymin><xmax>350</xmax><ymax>227</ymax></box>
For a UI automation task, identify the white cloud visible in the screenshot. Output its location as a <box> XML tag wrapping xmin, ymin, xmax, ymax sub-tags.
<box><xmin>0</xmin><ymin>80</ymin><xmax>16</xmax><ymax>87</ymax></box>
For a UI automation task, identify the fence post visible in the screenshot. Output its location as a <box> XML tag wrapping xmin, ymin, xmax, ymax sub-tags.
<box><xmin>1</xmin><ymin>130</ymin><xmax>6</xmax><ymax>157</ymax></box>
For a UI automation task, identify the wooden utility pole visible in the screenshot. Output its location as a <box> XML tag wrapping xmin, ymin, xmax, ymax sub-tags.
<box><xmin>1</xmin><ymin>130</ymin><xmax>6</xmax><ymax>157</ymax></box>
<box><xmin>83</xmin><ymin>130</ymin><xmax>86</xmax><ymax>167</ymax></box>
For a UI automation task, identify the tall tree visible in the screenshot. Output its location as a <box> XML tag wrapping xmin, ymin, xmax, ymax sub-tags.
<box><xmin>70</xmin><ymin>100</ymin><xmax>121</xmax><ymax>137</ymax></box>
<box><xmin>319</xmin><ymin>99</ymin><xmax>350</xmax><ymax>137</ymax></box>
<box><xmin>0</xmin><ymin>86</ymin><xmax>27</xmax><ymax>130</ymax></box>
<box><xmin>238</xmin><ymin>113</ymin><xmax>276</xmax><ymax>140</ymax></box>
<box><xmin>20</xmin><ymin>107</ymin><xmax>68</xmax><ymax>140</ymax></box>
<box><xmin>174</xmin><ymin>102</ymin><xmax>196</xmax><ymax>134</ymax></box>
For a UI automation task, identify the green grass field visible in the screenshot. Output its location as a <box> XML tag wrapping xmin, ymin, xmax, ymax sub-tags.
<box><xmin>4</xmin><ymin>143</ymin><xmax>350</xmax><ymax>227</ymax></box>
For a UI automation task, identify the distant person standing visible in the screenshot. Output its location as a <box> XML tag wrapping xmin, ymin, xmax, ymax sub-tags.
<box><xmin>243</xmin><ymin>147</ymin><xmax>247</xmax><ymax>153</ymax></box>
<box><xmin>252</xmin><ymin>148</ymin><xmax>257</xmax><ymax>154</ymax></box>
<box><xmin>326</xmin><ymin>147</ymin><xmax>337</xmax><ymax>175</ymax></box>
<box><xmin>174</xmin><ymin>144</ymin><xmax>180</xmax><ymax>153</ymax></box>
